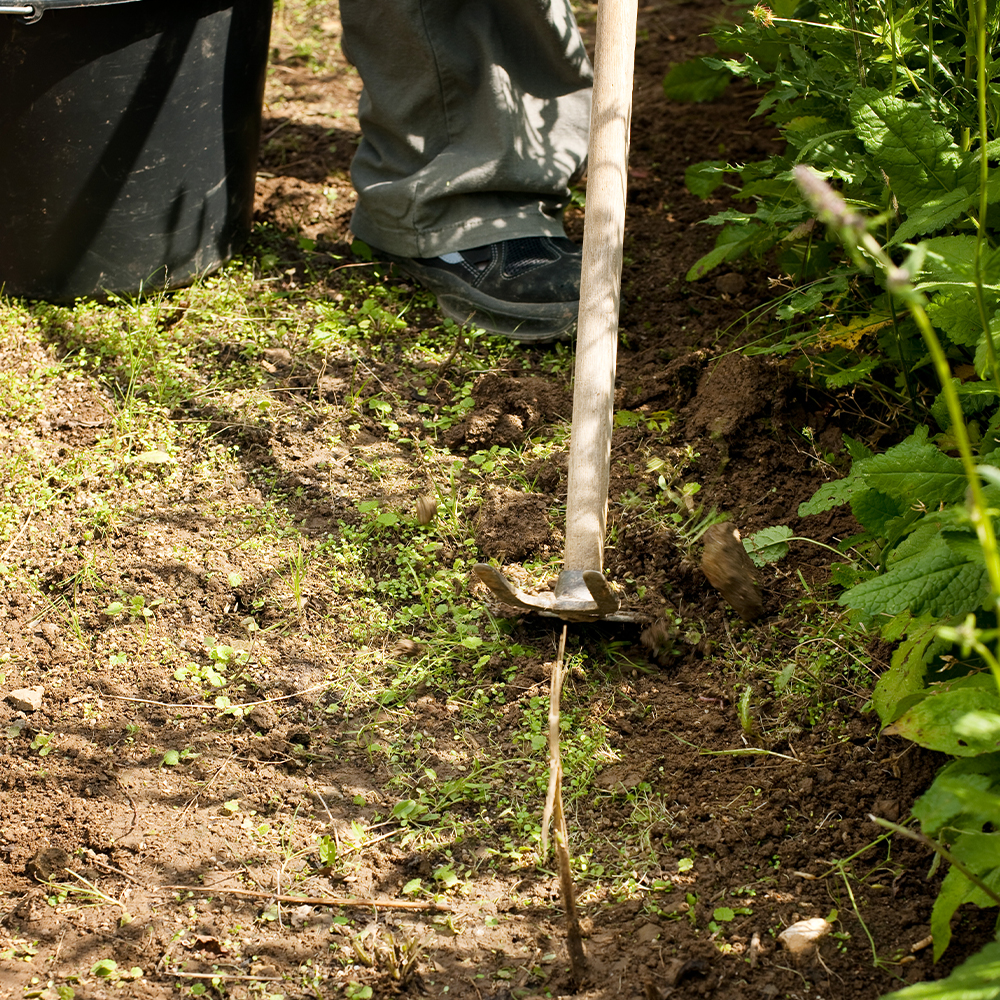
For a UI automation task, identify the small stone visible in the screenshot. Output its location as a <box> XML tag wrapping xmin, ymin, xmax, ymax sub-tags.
<box><xmin>7</xmin><ymin>686</ymin><xmax>44</xmax><ymax>712</ymax></box>
<box><xmin>778</xmin><ymin>917</ymin><xmax>832</xmax><ymax>957</ymax></box>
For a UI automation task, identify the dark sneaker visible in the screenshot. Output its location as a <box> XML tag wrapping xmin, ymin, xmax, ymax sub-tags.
<box><xmin>373</xmin><ymin>236</ymin><xmax>581</xmax><ymax>342</ymax></box>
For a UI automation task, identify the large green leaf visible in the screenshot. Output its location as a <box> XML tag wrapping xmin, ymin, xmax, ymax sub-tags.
<box><xmin>930</xmin><ymin>770</ymin><xmax>1000</xmax><ymax>825</ymax></box>
<box><xmin>861</xmin><ymin>427</ymin><xmax>967</xmax><ymax>506</ymax></box>
<box><xmin>872</xmin><ymin>614</ymin><xmax>940</xmax><ymax>725</ymax></box>
<box><xmin>663</xmin><ymin>59</ymin><xmax>731</xmax><ymax>103</ymax></box>
<box><xmin>884</xmin><ymin>677</ymin><xmax>1000</xmax><ymax>754</ymax></box>
<box><xmin>918</xmin><ymin>235</ymin><xmax>1000</xmax><ymax>291</ymax></box>
<box><xmin>850</xmin><ymin>489</ymin><xmax>903</xmax><ymax>535</ymax></box>
<box><xmin>882</xmin><ymin>940</ymin><xmax>1000</xmax><ymax>999</ymax></box>
<box><xmin>743</xmin><ymin>525</ymin><xmax>793</xmax><ymax>566</ymax></box>
<box><xmin>955</xmin><ymin>711</ymin><xmax>1000</xmax><ymax>753</ymax></box>
<box><xmin>889</xmin><ymin>187</ymin><xmax>973</xmax><ymax>246</ymax></box>
<box><xmin>908</xmin><ymin>757</ymin><xmax>1000</xmax><ymax>963</ymax></box>
<box><xmin>685</xmin><ymin>160</ymin><xmax>732</xmax><ymax>198</ymax></box>
<box><xmin>686</xmin><ymin>226</ymin><xmax>768</xmax><ymax>281</ymax></box>
<box><xmin>798</xmin><ymin>457</ymin><xmax>870</xmax><ymax>516</ymax></box>
<box><xmin>841</xmin><ymin>531</ymin><xmax>988</xmax><ymax>618</ymax></box>
<box><xmin>930</xmin><ymin>834</ymin><xmax>1000</xmax><ymax>960</ymax></box>
<box><xmin>927</xmin><ymin>294</ymin><xmax>992</xmax><ymax>348</ymax></box>
<box><xmin>850</xmin><ymin>89</ymin><xmax>975</xmax><ymax>209</ymax></box>
<box><xmin>912</xmin><ymin>753</ymin><xmax>1000</xmax><ymax>833</ymax></box>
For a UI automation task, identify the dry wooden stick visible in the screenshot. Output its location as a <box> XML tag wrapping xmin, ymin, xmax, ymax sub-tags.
<box><xmin>167</xmin><ymin>972</ymin><xmax>284</xmax><ymax>983</ymax></box>
<box><xmin>541</xmin><ymin>626</ymin><xmax>588</xmax><ymax>986</ymax></box>
<box><xmin>539</xmin><ymin>625</ymin><xmax>568</xmax><ymax>859</ymax></box>
<box><xmin>160</xmin><ymin>884</ymin><xmax>452</xmax><ymax>912</ymax></box>
<box><xmin>554</xmin><ymin>786</ymin><xmax>587</xmax><ymax>984</ymax></box>
<box><xmin>108</xmin><ymin>682</ymin><xmax>330</xmax><ymax>712</ymax></box>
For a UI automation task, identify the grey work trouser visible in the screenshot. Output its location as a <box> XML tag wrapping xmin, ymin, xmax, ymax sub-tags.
<box><xmin>339</xmin><ymin>0</ymin><xmax>593</xmax><ymax>258</ymax></box>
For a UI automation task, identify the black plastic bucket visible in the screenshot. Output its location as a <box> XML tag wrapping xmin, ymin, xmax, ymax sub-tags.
<box><xmin>0</xmin><ymin>0</ymin><xmax>272</xmax><ymax>301</ymax></box>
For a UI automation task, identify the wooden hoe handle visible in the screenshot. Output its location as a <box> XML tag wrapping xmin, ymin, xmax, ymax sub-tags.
<box><xmin>563</xmin><ymin>0</ymin><xmax>638</xmax><ymax>574</ymax></box>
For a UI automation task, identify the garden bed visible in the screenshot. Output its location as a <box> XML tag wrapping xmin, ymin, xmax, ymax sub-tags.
<box><xmin>0</xmin><ymin>3</ymin><xmax>993</xmax><ymax>999</ymax></box>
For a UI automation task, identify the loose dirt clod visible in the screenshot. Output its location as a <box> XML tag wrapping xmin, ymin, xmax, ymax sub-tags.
<box><xmin>701</xmin><ymin>522</ymin><xmax>764</xmax><ymax>620</ymax></box>
<box><xmin>26</xmin><ymin>847</ymin><xmax>71</xmax><ymax>882</ymax></box>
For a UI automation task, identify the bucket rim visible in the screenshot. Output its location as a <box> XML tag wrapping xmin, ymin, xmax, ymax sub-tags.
<box><xmin>1</xmin><ymin>0</ymin><xmax>142</xmax><ymax>23</ymax></box>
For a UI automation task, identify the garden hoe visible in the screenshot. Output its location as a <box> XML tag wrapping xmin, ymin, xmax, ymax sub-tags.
<box><xmin>473</xmin><ymin>0</ymin><xmax>640</xmax><ymax>623</ymax></box>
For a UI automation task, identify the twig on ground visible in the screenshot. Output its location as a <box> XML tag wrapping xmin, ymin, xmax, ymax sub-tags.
<box><xmin>160</xmin><ymin>884</ymin><xmax>453</xmax><ymax>911</ymax></box>
<box><xmin>543</xmin><ymin>626</ymin><xmax>588</xmax><ymax>986</ymax></box>
<box><xmin>1</xmin><ymin>512</ymin><xmax>33</xmax><ymax>561</ymax></box>
<box><xmin>434</xmin><ymin>324</ymin><xmax>467</xmax><ymax>373</ymax></box>
<box><xmin>83</xmin><ymin>851</ymin><xmax>146</xmax><ymax>886</ymax></box>
<box><xmin>167</xmin><ymin>972</ymin><xmax>285</xmax><ymax>983</ymax></box>
<box><xmin>107</xmin><ymin>682</ymin><xmax>329</xmax><ymax>712</ymax></box>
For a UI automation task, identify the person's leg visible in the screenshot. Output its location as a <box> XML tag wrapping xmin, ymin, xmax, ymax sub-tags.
<box><xmin>341</xmin><ymin>0</ymin><xmax>591</xmax><ymax>257</ymax></box>
<box><xmin>340</xmin><ymin>0</ymin><xmax>592</xmax><ymax>339</ymax></box>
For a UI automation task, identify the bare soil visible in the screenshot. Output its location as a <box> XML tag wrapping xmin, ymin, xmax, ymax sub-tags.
<box><xmin>1</xmin><ymin>3</ymin><xmax>994</xmax><ymax>1000</ymax></box>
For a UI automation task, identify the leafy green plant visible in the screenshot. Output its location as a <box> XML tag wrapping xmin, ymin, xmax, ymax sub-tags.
<box><xmin>773</xmin><ymin>165</ymin><xmax>1000</xmax><ymax>983</ymax></box>
<box><xmin>672</xmin><ymin>0</ymin><xmax>1000</xmax><ymax>408</ymax></box>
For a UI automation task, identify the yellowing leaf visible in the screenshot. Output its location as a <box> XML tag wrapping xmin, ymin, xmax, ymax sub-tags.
<box><xmin>819</xmin><ymin>314</ymin><xmax>893</xmax><ymax>350</ymax></box>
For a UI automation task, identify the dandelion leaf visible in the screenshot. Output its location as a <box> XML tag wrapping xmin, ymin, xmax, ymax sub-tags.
<box><xmin>928</xmin><ymin>862</ymin><xmax>982</xmax><ymax>964</ymax></box>
<box><xmin>685</xmin><ymin>160</ymin><xmax>731</xmax><ymax>198</ymax></box>
<box><xmin>824</xmin><ymin>357</ymin><xmax>882</xmax><ymax>388</ymax></box>
<box><xmin>871</xmin><ymin>613</ymin><xmax>939</xmax><ymax>725</ymax></box>
<box><xmin>686</xmin><ymin>226</ymin><xmax>761</xmax><ymax>280</ymax></box>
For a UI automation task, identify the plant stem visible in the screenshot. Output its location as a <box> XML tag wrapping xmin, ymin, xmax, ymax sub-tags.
<box><xmin>845</xmin><ymin>0</ymin><xmax>867</xmax><ymax>86</ymax></box>
<box><xmin>794</xmin><ymin>164</ymin><xmax>1000</xmax><ymax>678</ymax></box>
<box><xmin>906</xmin><ymin>304</ymin><xmax>1000</xmax><ymax>613</ymax></box>
<box><xmin>766</xmin><ymin>15</ymin><xmax>878</xmax><ymax>38</ymax></box>
<box><xmin>962</xmin><ymin>3</ymin><xmax>975</xmax><ymax>150</ymax></box>
<box><xmin>886</xmin><ymin>298</ymin><xmax>917</xmax><ymax>418</ymax></box>
<box><xmin>870</xmin><ymin>815</ymin><xmax>1000</xmax><ymax>909</ymax></box>
<box><xmin>885</xmin><ymin>0</ymin><xmax>898</xmax><ymax>96</ymax></box>
<box><xmin>973</xmin><ymin>0</ymin><xmax>996</xmax><ymax>382</ymax></box>
<box><xmin>926</xmin><ymin>0</ymin><xmax>934</xmax><ymax>89</ymax></box>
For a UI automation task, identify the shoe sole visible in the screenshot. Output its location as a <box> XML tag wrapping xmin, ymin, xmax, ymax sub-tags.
<box><xmin>379</xmin><ymin>253</ymin><xmax>578</xmax><ymax>343</ymax></box>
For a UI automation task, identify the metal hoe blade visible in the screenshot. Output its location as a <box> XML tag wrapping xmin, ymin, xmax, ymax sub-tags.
<box><xmin>473</xmin><ymin>564</ymin><xmax>642</xmax><ymax>623</ymax></box>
